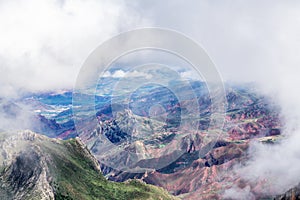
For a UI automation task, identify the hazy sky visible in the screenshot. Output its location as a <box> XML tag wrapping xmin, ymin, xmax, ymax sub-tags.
<box><xmin>0</xmin><ymin>0</ymin><xmax>149</xmax><ymax>97</ymax></box>
<box><xmin>1</xmin><ymin>0</ymin><xmax>299</xmax><ymax>97</ymax></box>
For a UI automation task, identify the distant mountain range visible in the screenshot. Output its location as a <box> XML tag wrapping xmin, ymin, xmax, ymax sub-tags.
<box><xmin>1</xmin><ymin>82</ymin><xmax>297</xmax><ymax>199</ymax></box>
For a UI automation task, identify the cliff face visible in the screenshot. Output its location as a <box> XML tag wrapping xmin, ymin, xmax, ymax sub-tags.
<box><xmin>275</xmin><ymin>184</ymin><xmax>300</xmax><ymax>200</ymax></box>
<box><xmin>0</xmin><ymin>130</ymin><xmax>178</xmax><ymax>200</ymax></box>
<box><xmin>0</xmin><ymin>131</ymin><xmax>58</xmax><ymax>200</ymax></box>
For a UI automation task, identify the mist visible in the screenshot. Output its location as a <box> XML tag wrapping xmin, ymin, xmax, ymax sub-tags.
<box><xmin>1</xmin><ymin>0</ymin><xmax>300</xmax><ymax>198</ymax></box>
<box><xmin>224</xmin><ymin>64</ymin><xmax>300</xmax><ymax>198</ymax></box>
<box><xmin>129</xmin><ymin>0</ymin><xmax>300</xmax><ymax>197</ymax></box>
<box><xmin>0</xmin><ymin>100</ymin><xmax>35</xmax><ymax>132</ymax></box>
<box><xmin>0</xmin><ymin>0</ymin><xmax>149</xmax><ymax>98</ymax></box>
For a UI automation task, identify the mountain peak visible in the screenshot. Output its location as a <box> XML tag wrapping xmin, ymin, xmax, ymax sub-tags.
<box><xmin>0</xmin><ymin>131</ymin><xmax>178</xmax><ymax>200</ymax></box>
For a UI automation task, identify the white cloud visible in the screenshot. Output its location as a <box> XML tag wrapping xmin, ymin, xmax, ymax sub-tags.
<box><xmin>223</xmin><ymin>186</ymin><xmax>255</xmax><ymax>200</ymax></box>
<box><xmin>103</xmin><ymin>69</ymin><xmax>153</xmax><ymax>79</ymax></box>
<box><xmin>0</xmin><ymin>0</ymin><xmax>149</xmax><ymax>98</ymax></box>
<box><xmin>112</xmin><ymin>70</ymin><xmax>126</xmax><ymax>78</ymax></box>
<box><xmin>129</xmin><ymin>0</ymin><xmax>300</xmax><ymax>83</ymax></box>
<box><xmin>180</xmin><ymin>70</ymin><xmax>202</xmax><ymax>80</ymax></box>
<box><xmin>127</xmin><ymin>0</ymin><xmax>300</xmax><ymax>196</ymax></box>
<box><xmin>2</xmin><ymin>1</ymin><xmax>300</xmax><ymax>196</ymax></box>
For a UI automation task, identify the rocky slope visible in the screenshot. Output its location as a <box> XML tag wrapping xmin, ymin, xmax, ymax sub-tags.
<box><xmin>81</xmin><ymin>86</ymin><xmax>282</xmax><ymax>199</ymax></box>
<box><xmin>102</xmin><ymin>136</ymin><xmax>283</xmax><ymax>200</ymax></box>
<box><xmin>0</xmin><ymin>130</ymin><xmax>178</xmax><ymax>200</ymax></box>
<box><xmin>19</xmin><ymin>84</ymin><xmax>285</xmax><ymax>199</ymax></box>
<box><xmin>275</xmin><ymin>184</ymin><xmax>300</xmax><ymax>200</ymax></box>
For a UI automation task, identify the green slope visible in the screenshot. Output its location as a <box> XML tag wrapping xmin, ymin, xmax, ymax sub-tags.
<box><xmin>0</xmin><ymin>131</ymin><xmax>178</xmax><ymax>200</ymax></box>
<box><xmin>49</xmin><ymin>138</ymin><xmax>177</xmax><ymax>200</ymax></box>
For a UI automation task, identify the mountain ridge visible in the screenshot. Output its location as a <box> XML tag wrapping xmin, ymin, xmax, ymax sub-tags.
<box><xmin>0</xmin><ymin>130</ymin><xmax>178</xmax><ymax>200</ymax></box>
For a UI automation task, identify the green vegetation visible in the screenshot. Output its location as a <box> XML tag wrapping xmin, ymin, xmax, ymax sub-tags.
<box><xmin>41</xmin><ymin>138</ymin><xmax>177</xmax><ymax>200</ymax></box>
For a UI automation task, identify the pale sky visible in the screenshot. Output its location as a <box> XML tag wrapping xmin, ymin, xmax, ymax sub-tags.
<box><xmin>1</xmin><ymin>0</ymin><xmax>299</xmax><ymax>97</ymax></box>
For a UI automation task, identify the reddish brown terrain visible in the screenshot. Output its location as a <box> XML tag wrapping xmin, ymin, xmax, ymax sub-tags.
<box><xmin>82</xmin><ymin>86</ymin><xmax>283</xmax><ymax>199</ymax></box>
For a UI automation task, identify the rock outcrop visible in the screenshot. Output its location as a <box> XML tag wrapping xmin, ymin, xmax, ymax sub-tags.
<box><xmin>0</xmin><ymin>130</ymin><xmax>178</xmax><ymax>200</ymax></box>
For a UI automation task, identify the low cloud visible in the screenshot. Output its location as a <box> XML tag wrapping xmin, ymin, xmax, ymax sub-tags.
<box><xmin>0</xmin><ymin>100</ymin><xmax>36</xmax><ymax>132</ymax></box>
<box><xmin>223</xmin><ymin>186</ymin><xmax>255</xmax><ymax>200</ymax></box>
<box><xmin>103</xmin><ymin>69</ymin><xmax>153</xmax><ymax>79</ymax></box>
<box><xmin>2</xmin><ymin>1</ymin><xmax>300</xmax><ymax>197</ymax></box>
<box><xmin>180</xmin><ymin>70</ymin><xmax>202</xmax><ymax>80</ymax></box>
<box><xmin>130</xmin><ymin>0</ymin><xmax>300</xmax><ymax>197</ymax></box>
<box><xmin>0</xmin><ymin>0</ymin><xmax>148</xmax><ymax>98</ymax></box>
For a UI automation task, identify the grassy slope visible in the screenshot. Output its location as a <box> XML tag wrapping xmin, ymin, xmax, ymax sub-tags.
<box><xmin>41</xmin><ymin>138</ymin><xmax>177</xmax><ymax>200</ymax></box>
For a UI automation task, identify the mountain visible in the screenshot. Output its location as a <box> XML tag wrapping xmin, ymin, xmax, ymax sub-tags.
<box><xmin>80</xmin><ymin>85</ymin><xmax>282</xmax><ymax>199</ymax></box>
<box><xmin>0</xmin><ymin>99</ymin><xmax>74</xmax><ymax>138</ymax></box>
<box><xmin>275</xmin><ymin>184</ymin><xmax>300</xmax><ymax>200</ymax></box>
<box><xmin>0</xmin><ymin>130</ymin><xmax>178</xmax><ymax>200</ymax></box>
<box><xmin>19</xmin><ymin>83</ymin><xmax>284</xmax><ymax>199</ymax></box>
